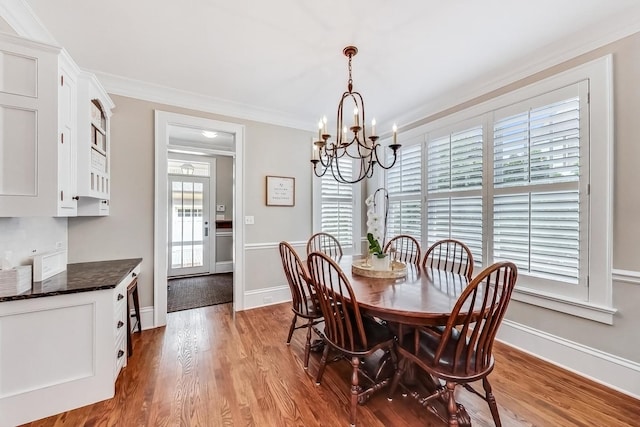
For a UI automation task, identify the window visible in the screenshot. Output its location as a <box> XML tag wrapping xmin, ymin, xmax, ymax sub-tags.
<box><xmin>313</xmin><ymin>157</ymin><xmax>361</xmax><ymax>254</ymax></box>
<box><xmin>491</xmin><ymin>85</ymin><xmax>588</xmax><ymax>298</ymax></box>
<box><xmin>386</xmin><ymin>56</ymin><xmax>614</xmax><ymax>323</ymax></box>
<box><xmin>426</xmin><ymin>124</ymin><xmax>483</xmax><ymax>263</ymax></box>
<box><xmin>386</xmin><ymin>142</ymin><xmax>422</xmax><ymax>242</ymax></box>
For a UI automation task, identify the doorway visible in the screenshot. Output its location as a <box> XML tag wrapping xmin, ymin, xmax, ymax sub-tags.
<box><xmin>154</xmin><ymin>111</ymin><xmax>245</xmax><ymax>327</ymax></box>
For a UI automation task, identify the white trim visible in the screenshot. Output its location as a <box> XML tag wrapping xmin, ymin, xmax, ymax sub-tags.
<box><xmin>92</xmin><ymin>71</ymin><xmax>310</xmax><ymax>132</ymax></box>
<box><xmin>154</xmin><ymin>111</ymin><xmax>245</xmax><ymax>327</ymax></box>
<box><xmin>243</xmin><ymin>285</ymin><xmax>291</xmax><ymax>310</ymax></box>
<box><xmin>129</xmin><ymin>306</ymin><xmax>155</xmax><ymax>331</ymax></box>
<box><xmin>497</xmin><ymin>320</ymin><xmax>640</xmax><ymax>399</ymax></box>
<box><xmin>612</xmin><ymin>269</ymin><xmax>640</xmax><ymax>285</ymax></box>
<box><xmin>215</xmin><ymin>261</ymin><xmax>233</xmax><ymax>273</ymax></box>
<box><xmin>511</xmin><ymin>288</ymin><xmax>616</xmax><ymax>325</ymax></box>
<box><xmin>245</xmin><ymin>241</ymin><xmax>307</xmax><ymax>251</ymax></box>
<box><xmin>0</xmin><ymin>0</ymin><xmax>57</xmax><ymax>44</ymax></box>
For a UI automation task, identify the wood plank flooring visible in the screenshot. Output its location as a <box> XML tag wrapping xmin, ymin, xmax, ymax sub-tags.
<box><xmin>23</xmin><ymin>303</ymin><xmax>640</xmax><ymax>426</ymax></box>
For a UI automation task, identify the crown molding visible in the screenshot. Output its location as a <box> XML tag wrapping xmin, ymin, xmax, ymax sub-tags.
<box><xmin>92</xmin><ymin>70</ymin><xmax>311</xmax><ymax>132</ymax></box>
<box><xmin>0</xmin><ymin>0</ymin><xmax>57</xmax><ymax>44</ymax></box>
<box><xmin>397</xmin><ymin>11</ymin><xmax>640</xmax><ymax>131</ymax></box>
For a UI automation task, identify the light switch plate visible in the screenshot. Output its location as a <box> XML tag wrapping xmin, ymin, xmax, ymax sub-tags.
<box><xmin>244</xmin><ymin>215</ymin><xmax>255</xmax><ymax>225</ymax></box>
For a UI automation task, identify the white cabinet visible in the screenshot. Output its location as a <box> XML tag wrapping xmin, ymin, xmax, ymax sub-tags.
<box><xmin>0</xmin><ymin>262</ymin><xmax>140</xmax><ymax>426</ymax></box>
<box><xmin>0</xmin><ymin>33</ymin><xmax>79</xmax><ymax>217</ymax></box>
<box><xmin>76</xmin><ymin>72</ymin><xmax>114</xmax><ymax>216</ymax></box>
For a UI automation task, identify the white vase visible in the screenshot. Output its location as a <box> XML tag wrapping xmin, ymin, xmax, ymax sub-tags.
<box><xmin>370</xmin><ymin>255</ymin><xmax>390</xmax><ymax>271</ymax></box>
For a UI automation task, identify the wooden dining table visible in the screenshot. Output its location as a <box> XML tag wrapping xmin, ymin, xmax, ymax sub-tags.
<box><xmin>337</xmin><ymin>255</ymin><xmax>470</xmax><ymax>327</ymax></box>
<box><xmin>334</xmin><ymin>255</ymin><xmax>474</xmax><ymax>426</ymax></box>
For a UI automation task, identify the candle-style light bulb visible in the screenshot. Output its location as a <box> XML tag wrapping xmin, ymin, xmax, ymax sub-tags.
<box><xmin>371</xmin><ymin>118</ymin><xmax>376</xmax><ymax>136</ymax></box>
<box><xmin>322</xmin><ymin>115</ymin><xmax>328</xmax><ymax>134</ymax></box>
<box><xmin>353</xmin><ymin>107</ymin><xmax>359</xmax><ymax>126</ymax></box>
<box><xmin>392</xmin><ymin>123</ymin><xmax>398</xmax><ymax>144</ymax></box>
<box><xmin>312</xmin><ymin>144</ymin><xmax>319</xmax><ymax>160</ymax></box>
<box><xmin>318</xmin><ymin>120</ymin><xmax>323</xmax><ymax>140</ymax></box>
<box><xmin>343</xmin><ymin>126</ymin><xmax>348</xmax><ymax>141</ymax></box>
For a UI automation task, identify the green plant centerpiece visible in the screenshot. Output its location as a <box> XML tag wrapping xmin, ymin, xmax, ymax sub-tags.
<box><xmin>367</xmin><ymin>232</ymin><xmax>384</xmax><ymax>258</ymax></box>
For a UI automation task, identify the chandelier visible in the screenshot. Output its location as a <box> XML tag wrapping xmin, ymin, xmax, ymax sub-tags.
<box><xmin>310</xmin><ymin>46</ymin><xmax>401</xmax><ymax>184</ymax></box>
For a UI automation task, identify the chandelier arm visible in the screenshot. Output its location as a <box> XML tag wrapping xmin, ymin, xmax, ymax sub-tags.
<box><xmin>331</xmin><ymin>158</ymin><xmax>358</xmax><ymax>184</ymax></box>
<box><xmin>312</xmin><ymin>161</ymin><xmax>329</xmax><ymax>178</ymax></box>
<box><xmin>372</xmin><ymin>144</ymin><xmax>400</xmax><ymax>170</ymax></box>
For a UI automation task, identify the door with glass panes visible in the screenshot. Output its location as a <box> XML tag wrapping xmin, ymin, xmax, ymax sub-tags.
<box><xmin>168</xmin><ymin>175</ymin><xmax>210</xmax><ymax>276</ymax></box>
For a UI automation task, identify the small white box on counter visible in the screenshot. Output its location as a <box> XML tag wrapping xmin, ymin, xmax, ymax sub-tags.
<box><xmin>0</xmin><ymin>265</ymin><xmax>32</xmax><ymax>297</ymax></box>
<box><xmin>33</xmin><ymin>250</ymin><xmax>67</xmax><ymax>281</ymax></box>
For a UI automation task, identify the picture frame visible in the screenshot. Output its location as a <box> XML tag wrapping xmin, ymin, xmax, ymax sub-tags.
<box><xmin>266</xmin><ymin>175</ymin><xmax>295</xmax><ymax>206</ymax></box>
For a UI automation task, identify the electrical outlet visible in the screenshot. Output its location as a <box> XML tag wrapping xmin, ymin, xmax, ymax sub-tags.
<box><xmin>216</xmin><ymin>204</ymin><xmax>225</xmax><ymax>212</ymax></box>
<box><xmin>244</xmin><ymin>216</ymin><xmax>255</xmax><ymax>225</ymax></box>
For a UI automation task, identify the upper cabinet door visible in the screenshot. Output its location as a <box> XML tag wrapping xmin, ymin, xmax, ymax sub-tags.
<box><xmin>0</xmin><ymin>34</ymin><xmax>78</xmax><ymax>217</ymax></box>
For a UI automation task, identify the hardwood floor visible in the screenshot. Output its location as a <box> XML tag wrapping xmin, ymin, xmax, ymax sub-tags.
<box><xmin>24</xmin><ymin>303</ymin><xmax>640</xmax><ymax>426</ymax></box>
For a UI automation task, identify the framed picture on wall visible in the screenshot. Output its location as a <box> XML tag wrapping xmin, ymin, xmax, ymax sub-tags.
<box><xmin>266</xmin><ymin>175</ymin><xmax>295</xmax><ymax>206</ymax></box>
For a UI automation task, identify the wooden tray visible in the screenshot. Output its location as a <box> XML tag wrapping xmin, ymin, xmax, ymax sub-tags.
<box><xmin>351</xmin><ymin>260</ymin><xmax>407</xmax><ymax>279</ymax></box>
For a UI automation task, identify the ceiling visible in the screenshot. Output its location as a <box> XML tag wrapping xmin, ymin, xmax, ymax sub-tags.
<box><xmin>14</xmin><ymin>1</ymin><xmax>640</xmax><ymax>133</ymax></box>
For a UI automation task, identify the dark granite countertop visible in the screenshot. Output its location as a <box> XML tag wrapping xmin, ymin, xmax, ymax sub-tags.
<box><xmin>0</xmin><ymin>258</ymin><xmax>142</xmax><ymax>302</ymax></box>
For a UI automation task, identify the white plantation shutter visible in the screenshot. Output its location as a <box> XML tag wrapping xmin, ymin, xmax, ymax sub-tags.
<box><xmin>492</xmin><ymin>85</ymin><xmax>586</xmax><ymax>287</ymax></box>
<box><xmin>426</xmin><ymin>125</ymin><xmax>483</xmax><ymax>264</ymax></box>
<box><xmin>320</xmin><ymin>158</ymin><xmax>354</xmax><ymax>249</ymax></box>
<box><xmin>386</xmin><ymin>143</ymin><xmax>422</xmax><ymax>242</ymax></box>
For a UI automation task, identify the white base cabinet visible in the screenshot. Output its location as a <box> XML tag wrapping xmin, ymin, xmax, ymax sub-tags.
<box><xmin>0</xmin><ymin>264</ymin><xmax>139</xmax><ymax>426</ymax></box>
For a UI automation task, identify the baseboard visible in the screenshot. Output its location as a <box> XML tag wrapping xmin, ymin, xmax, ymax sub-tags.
<box><xmin>130</xmin><ymin>306</ymin><xmax>155</xmax><ymax>331</ymax></box>
<box><xmin>216</xmin><ymin>261</ymin><xmax>233</xmax><ymax>273</ymax></box>
<box><xmin>498</xmin><ymin>319</ymin><xmax>640</xmax><ymax>399</ymax></box>
<box><xmin>243</xmin><ymin>285</ymin><xmax>291</xmax><ymax>310</ymax></box>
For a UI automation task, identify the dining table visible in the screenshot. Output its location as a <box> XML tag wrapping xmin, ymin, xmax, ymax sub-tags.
<box><xmin>334</xmin><ymin>255</ymin><xmax>475</xmax><ymax>426</ymax></box>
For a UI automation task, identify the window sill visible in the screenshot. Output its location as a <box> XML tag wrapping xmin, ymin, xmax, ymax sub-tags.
<box><xmin>512</xmin><ymin>286</ymin><xmax>617</xmax><ymax>325</ymax></box>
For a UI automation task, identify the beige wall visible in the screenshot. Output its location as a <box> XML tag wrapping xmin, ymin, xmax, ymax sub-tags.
<box><xmin>68</xmin><ymin>95</ymin><xmax>313</xmax><ymax>306</ymax></box>
<box><xmin>406</xmin><ymin>32</ymin><xmax>640</xmax><ymax>363</ymax></box>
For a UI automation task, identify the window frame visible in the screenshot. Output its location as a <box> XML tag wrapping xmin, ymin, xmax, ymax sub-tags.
<box><xmin>392</xmin><ymin>55</ymin><xmax>615</xmax><ymax>323</ymax></box>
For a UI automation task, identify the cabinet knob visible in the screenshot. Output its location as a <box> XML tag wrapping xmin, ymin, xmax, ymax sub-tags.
<box><xmin>72</xmin><ymin>196</ymin><xmax>80</xmax><ymax>201</ymax></box>
<box><xmin>117</xmin><ymin>320</ymin><xmax>124</xmax><ymax>329</ymax></box>
<box><xmin>117</xmin><ymin>293</ymin><xmax>124</xmax><ymax>300</ymax></box>
<box><xmin>117</xmin><ymin>349</ymin><xmax>125</xmax><ymax>359</ymax></box>
<box><xmin>132</xmin><ymin>272</ymin><xmax>137</xmax><ymax>278</ymax></box>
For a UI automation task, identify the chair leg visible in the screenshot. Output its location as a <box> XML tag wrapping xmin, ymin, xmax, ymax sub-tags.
<box><xmin>303</xmin><ymin>319</ymin><xmax>313</xmax><ymax>369</ymax></box>
<box><xmin>286</xmin><ymin>314</ymin><xmax>297</xmax><ymax>344</ymax></box>
<box><xmin>483</xmin><ymin>378</ymin><xmax>502</xmax><ymax>427</ymax></box>
<box><xmin>445</xmin><ymin>381</ymin><xmax>459</xmax><ymax>426</ymax></box>
<box><xmin>387</xmin><ymin>357</ymin><xmax>406</xmax><ymax>401</ymax></box>
<box><xmin>350</xmin><ymin>356</ymin><xmax>360</xmax><ymax>427</ymax></box>
<box><xmin>315</xmin><ymin>343</ymin><xmax>330</xmax><ymax>385</ymax></box>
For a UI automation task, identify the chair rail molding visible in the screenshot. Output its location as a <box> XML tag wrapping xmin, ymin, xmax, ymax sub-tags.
<box><xmin>612</xmin><ymin>268</ymin><xmax>640</xmax><ymax>285</ymax></box>
<box><xmin>245</xmin><ymin>241</ymin><xmax>307</xmax><ymax>251</ymax></box>
<box><xmin>498</xmin><ymin>319</ymin><xmax>640</xmax><ymax>399</ymax></box>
